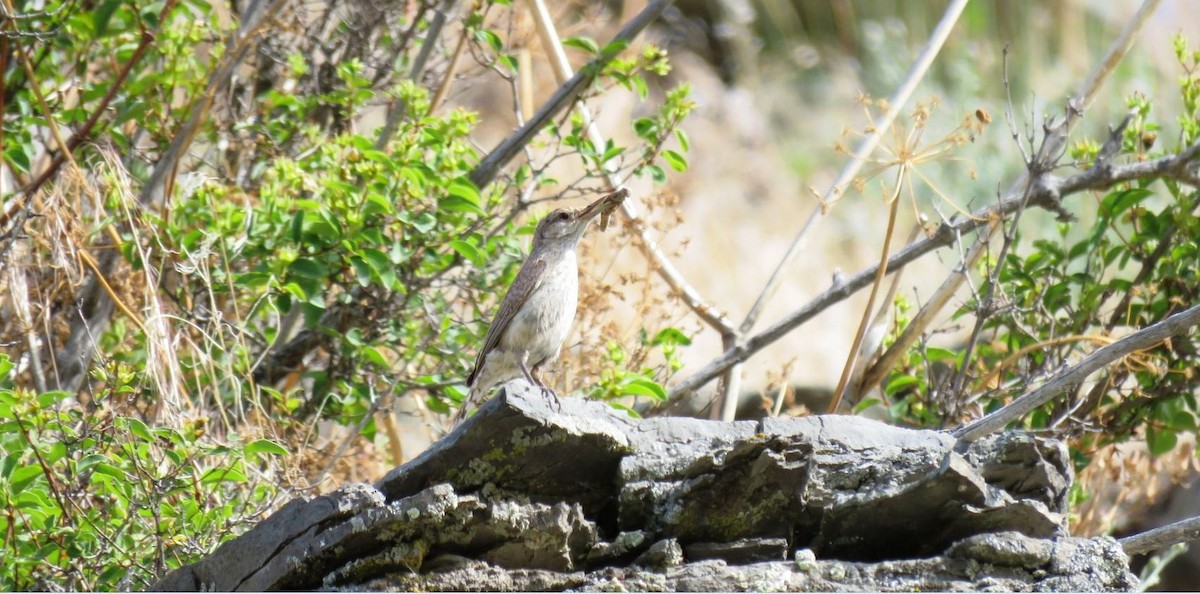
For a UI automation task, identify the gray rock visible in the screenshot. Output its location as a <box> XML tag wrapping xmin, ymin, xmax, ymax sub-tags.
<box><xmin>149</xmin><ymin>382</ymin><xmax>1137</xmax><ymax>592</ymax></box>
<box><xmin>635</xmin><ymin>538</ymin><xmax>684</xmax><ymax>569</ymax></box>
<box><xmin>947</xmin><ymin>531</ymin><xmax>1054</xmax><ymax>568</ymax></box>
<box><xmin>685</xmin><ymin>537</ymin><xmax>789</xmax><ymax>563</ymax></box>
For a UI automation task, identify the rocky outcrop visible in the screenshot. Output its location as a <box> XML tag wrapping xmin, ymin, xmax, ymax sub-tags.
<box><xmin>150</xmin><ymin>382</ymin><xmax>1138</xmax><ymax>591</ymax></box>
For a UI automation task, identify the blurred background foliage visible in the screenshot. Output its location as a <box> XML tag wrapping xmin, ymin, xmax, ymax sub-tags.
<box><xmin>1</xmin><ymin>0</ymin><xmax>1199</xmax><ymax>589</ymax></box>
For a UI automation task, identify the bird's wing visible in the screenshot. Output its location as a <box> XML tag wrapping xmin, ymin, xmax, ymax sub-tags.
<box><xmin>467</xmin><ymin>255</ymin><xmax>547</xmax><ymax>386</ymax></box>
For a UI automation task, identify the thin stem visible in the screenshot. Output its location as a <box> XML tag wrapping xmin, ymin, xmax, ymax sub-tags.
<box><xmin>855</xmin><ymin>228</ymin><xmax>989</xmax><ymax>399</ymax></box>
<box><xmin>428</xmin><ymin>22</ymin><xmax>468</xmax><ymax>115</ymax></box>
<box><xmin>738</xmin><ymin>0</ymin><xmax>969</xmax><ymax>335</ymax></box>
<box><xmin>828</xmin><ymin>164</ymin><xmax>905</xmax><ymax>413</ymax></box>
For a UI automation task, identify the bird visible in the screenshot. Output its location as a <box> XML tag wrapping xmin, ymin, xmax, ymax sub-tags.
<box><xmin>455</xmin><ymin>188</ymin><xmax>628</xmax><ymax>422</ymax></box>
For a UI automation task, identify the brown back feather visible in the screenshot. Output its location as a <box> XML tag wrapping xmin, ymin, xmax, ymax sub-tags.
<box><xmin>467</xmin><ymin>255</ymin><xmax>547</xmax><ymax>386</ymax></box>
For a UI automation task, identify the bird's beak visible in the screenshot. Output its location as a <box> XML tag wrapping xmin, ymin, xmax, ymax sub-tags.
<box><xmin>578</xmin><ymin>188</ymin><xmax>628</xmax><ymax>231</ymax></box>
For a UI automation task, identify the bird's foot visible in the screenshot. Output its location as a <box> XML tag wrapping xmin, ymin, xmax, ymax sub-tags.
<box><xmin>538</xmin><ymin>386</ymin><xmax>561</xmax><ymax>412</ymax></box>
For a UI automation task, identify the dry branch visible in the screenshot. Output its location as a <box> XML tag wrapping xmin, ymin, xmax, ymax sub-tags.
<box><xmin>952</xmin><ymin>303</ymin><xmax>1200</xmax><ymax>442</ymax></box>
<box><xmin>666</xmin><ymin>142</ymin><xmax>1200</xmax><ymax>402</ymax></box>
<box><xmin>7</xmin><ymin>0</ymin><xmax>180</xmax><ymax>201</ymax></box>
<box><xmin>139</xmin><ymin>0</ymin><xmax>287</xmax><ymax>207</ymax></box>
<box><xmin>1120</xmin><ymin>515</ymin><xmax>1200</xmax><ymax>556</ymax></box>
<box><xmin>468</xmin><ymin>0</ymin><xmax>675</xmax><ymax>189</ymax></box>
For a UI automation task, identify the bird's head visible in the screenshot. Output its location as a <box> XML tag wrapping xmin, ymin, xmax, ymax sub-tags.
<box><xmin>534</xmin><ymin>188</ymin><xmax>628</xmax><ymax>245</ymax></box>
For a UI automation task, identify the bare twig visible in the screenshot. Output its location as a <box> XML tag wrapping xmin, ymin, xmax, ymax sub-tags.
<box><xmin>715</xmin><ymin>337</ymin><xmax>740</xmax><ymax>421</ymax></box>
<box><xmin>3</xmin><ymin>0</ymin><xmax>80</xmax><ymax>179</ymax></box>
<box><xmin>947</xmin><ymin>157</ymin><xmax>1041</xmax><ymax>401</ymax></box>
<box><xmin>428</xmin><ymin>21</ymin><xmax>468</xmax><ymax>115</ymax></box>
<box><xmin>953</xmin><ymin>303</ymin><xmax>1200</xmax><ymax>442</ymax></box>
<box><xmin>1134</xmin><ymin>543</ymin><xmax>1189</xmax><ymax>590</ymax></box>
<box><xmin>738</xmin><ymin>0</ymin><xmax>968</xmax><ymax>335</ymax></box>
<box><xmin>140</xmin><ymin>0</ymin><xmax>287</xmax><ymax>207</ymax></box>
<box><xmin>666</xmin><ymin>142</ymin><xmax>1200</xmax><ymax>403</ymax></box>
<box><xmin>940</xmin><ymin>0</ymin><xmax>1158</xmax><ymax>401</ymax></box>
<box><xmin>469</xmin><ymin>0</ymin><xmax>675</xmax><ymax>189</ymax></box>
<box><xmin>828</xmin><ymin>165</ymin><xmax>906</xmax><ymax>413</ymax></box>
<box><xmin>376</xmin><ymin>0</ymin><xmax>456</xmax><ymax>150</ymax></box>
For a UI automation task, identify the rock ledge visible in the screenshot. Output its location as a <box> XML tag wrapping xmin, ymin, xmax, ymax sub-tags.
<box><xmin>151</xmin><ymin>383</ymin><xmax>1137</xmax><ymax>592</ymax></box>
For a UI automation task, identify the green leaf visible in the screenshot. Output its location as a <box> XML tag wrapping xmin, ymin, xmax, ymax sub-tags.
<box><xmin>235</xmin><ymin>272</ymin><xmax>271</xmax><ymax>289</ymax></box>
<box><xmin>606</xmin><ymin>400</ymin><xmax>642</xmax><ymax>418</ymax></box>
<box><xmin>498</xmin><ymin>54</ymin><xmax>518</xmax><ymax>73</ymax></box>
<box><xmin>124</xmin><ymin>417</ymin><xmax>153</xmax><ymax>442</ymax></box>
<box><xmin>5</xmin><ymin>142</ymin><xmax>32</xmax><ymax>173</ymax></box>
<box><xmin>643</xmin><ymin>164</ymin><xmax>666</xmax><ymax>184</ymax></box>
<box><xmin>0</xmin><ymin>453</ymin><xmax>16</xmax><ymax>480</ymax></box>
<box><xmin>475</xmin><ymin>28</ymin><xmax>503</xmax><ymax>52</ymax></box>
<box><xmin>200</xmin><ymin>465</ymin><xmax>248</xmax><ymax>485</ymax></box>
<box><xmin>364</xmin><ymin>192</ymin><xmax>394</xmax><ymax>216</ymax></box>
<box><xmin>9</xmin><ymin>465</ymin><xmax>44</xmax><ymax>492</ymax></box>
<box><xmin>290</xmin><ymin>210</ymin><xmax>305</xmax><ymax>243</ymax></box>
<box><xmin>1042</xmin><ymin>282</ymin><xmax>1070</xmax><ymax>310</ymax></box>
<box><xmin>350</xmin><ymin>256</ymin><xmax>373</xmax><ymax>287</ymax></box>
<box><xmin>631</xmin><ymin>76</ymin><xmax>648</xmax><ymax>100</ymax></box>
<box><xmin>601</xmin><ymin>144</ymin><xmax>625</xmax><ymax>164</ymax></box>
<box><xmin>884</xmin><ymin>374</ymin><xmax>919</xmax><ymax>396</ymax></box>
<box><xmin>357</xmin><ymin>248</ymin><xmax>396</xmax><ymax>287</ymax></box>
<box><xmin>1100</xmin><ymin>187</ymin><xmax>1154</xmax><ymax>219</ymax></box>
<box><xmin>91</xmin><ymin>462</ymin><xmax>128</xmax><ymax>481</ymax></box>
<box><xmin>408</xmin><ymin>212</ymin><xmax>437</xmax><ymax>233</ymax></box>
<box><xmin>675</xmin><ymin>129</ymin><xmax>690</xmax><ymax>152</ymax></box>
<box><xmin>288</xmin><ymin>258</ymin><xmax>327</xmax><ymax>279</ymax></box>
<box><xmin>621</xmin><ymin>378</ymin><xmax>667</xmax><ymax>401</ymax></box>
<box><xmin>1169</xmin><ymin>410</ymin><xmax>1197</xmax><ymax>431</ymax></box>
<box><xmin>662</xmin><ymin>149</ymin><xmax>688</xmax><ymax>172</ymax></box>
<box><xmin>450</xmin><ymin>239</ymin><xmax>485</xmax><ymax>266</ymax></box>
<box><xmin>140</xmin><ymin>0</ymin><xmax>164</xmax><ymax>28</ymax></box>
<box><xmin>448</xmin><ymin>178</ymin><xmax>483</xmax><ymax>208</ymax></box>
<box><xmin>0</xmin><ymin>354</ymin><xmax>12</xmax><ymax>379</ymax></box>
<box><xmin>439</xmin><ymin>196</ymin><xmax>486</xmax><ymax>216</ymax></box>
<box><xmin>37</xmin><ymin>391</ymin><xmax>72</xmax><ymax>408</ymax></box>
<box><xmin>562</xmin><ymin>36</ymin><xmax>600</xmax><ymax>55</ymax></box>
<box><xmin>633</xmin><ymin>118</ymin><xmax>656</xmax><ymax>139</ymax></box>
<box><xmin>650</xmin><ymin>327</ymin><xmax>692</xmax><ymax>346</ymax></box>
<box><xmin>360</xmin><ymin>346</ymin><xmax>389</xmax><ymax>368</ymax></box>
<box><xmin>93</xmin><ymin>0</ymin><xmax>122</xmax><ymax>36</ymax></box>
<box><xmin>925</xmin><ymin>347</ymin><xmax>959</xmax><ymax>364</ymax></box>
<box><xmin>245</xmin><ymin>439</ymin><xmax>289</xmax><ymax>458</ymax></box>
<box><xmin>15</xmin><ymin>488</ymin><xmax>54</xmax><ymax>511</ymax></box>
<box><xmin>601</xmin><ymin>39</ymin><xmax>631</xmax><ymax>57</ymax></box>
<box><xmin>1147</xmin><ymin>427</ymin><xmax>1178</xmax><ymax>456</ymax></box>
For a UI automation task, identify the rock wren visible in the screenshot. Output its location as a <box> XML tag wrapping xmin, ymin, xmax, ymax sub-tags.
<box><xmin>457</xmin><ymin>189</ymin><xmax>628</xmax><ymax>421</ymax></box>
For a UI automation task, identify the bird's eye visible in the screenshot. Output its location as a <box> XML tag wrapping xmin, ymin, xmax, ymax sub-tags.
<box><xmin>557</xmin><ymin>212</ymin><xmax>570</xmax><ymax>221</ymax></box>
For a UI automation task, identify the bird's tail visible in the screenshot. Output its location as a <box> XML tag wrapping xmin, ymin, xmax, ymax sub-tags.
<box><xmin>452</xmin><ymin>384</ymin><xmax>484</xmax><ymax>425</ymax></box>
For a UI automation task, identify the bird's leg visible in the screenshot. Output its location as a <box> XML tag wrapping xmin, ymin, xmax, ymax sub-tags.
<box><xmin>521</xmin><ymin>358</ymin><xmax>560</xmax><ymax>412</ymax></box>
<box><xmin>516</xmin><ymin>351</ymin><xmax>538</xmax><ymax>386</ymax></box>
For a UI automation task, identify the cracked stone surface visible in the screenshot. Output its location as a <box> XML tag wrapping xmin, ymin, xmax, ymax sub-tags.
<box><xmin>150</xmin><ymin>382</ymin><xmax>1137</xmax><ymax>592</ymax></box>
